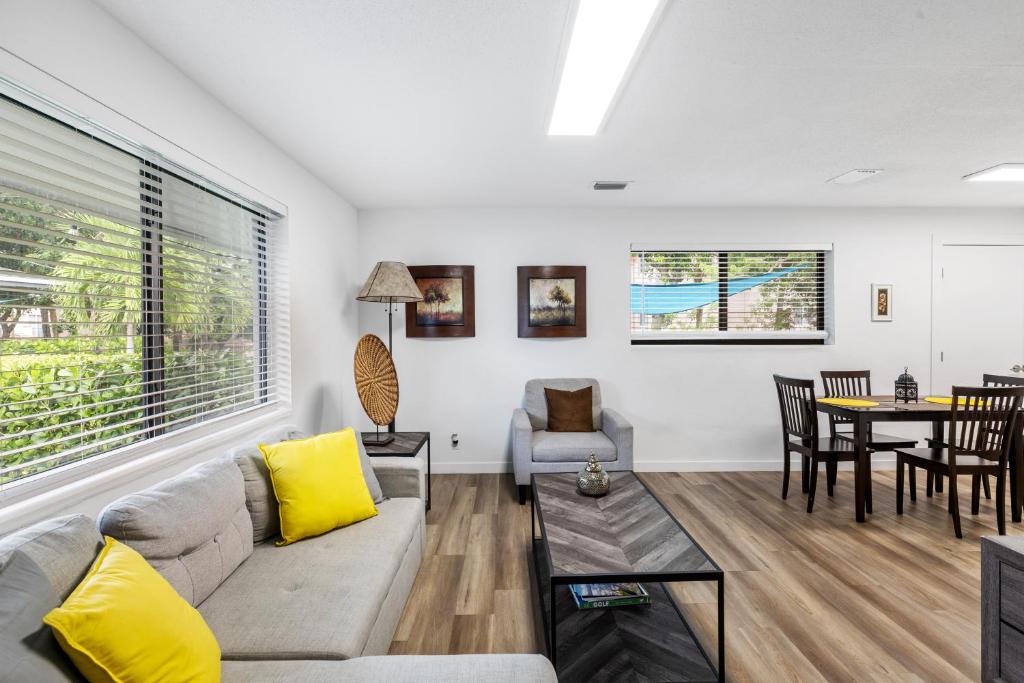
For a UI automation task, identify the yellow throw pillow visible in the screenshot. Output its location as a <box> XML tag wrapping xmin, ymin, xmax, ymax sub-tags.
<box><xmin>260</xmin><ymin>427</ymin><xmax>378</xmax><ymax>545</ymax></box>
<box><xmin>43</xmin><ymin>537</ymin><xmax>220</xmax><ymax>683</ymax></box>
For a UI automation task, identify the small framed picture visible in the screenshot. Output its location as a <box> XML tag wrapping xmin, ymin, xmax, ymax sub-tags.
<box><xmin>871</xmin><ymin>283</ymin><xmax>893</xmax><ymax>322</ymax></box>
<box><xmin>405</xmin><ymin>265</ymin><xmax>475</xmax><ymax>338</ymax></box>
<box><xmin>517</xmin><ymin>266</ymin><xmax>587</xmax><ymax>338</ymax></box>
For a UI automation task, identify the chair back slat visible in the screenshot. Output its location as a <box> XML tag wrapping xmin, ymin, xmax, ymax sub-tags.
<box><xmin>984</xmin><ymin>374</ymin><xmax>1024</xmax><ymax>388</ymax></box>
<box><xmin>949</xmin><ymin>386</ymin><xmax>1024</xmax><ymax>465</ymax></box>
<box><xmin>773</xmin><ymin>374</ymin><xmax>818</xmax><ymax>442</ymax></box>
<box><xmin>820</xmin><ymin>370</ymin><xmax>872</xmax><ymax>432</ymax></box>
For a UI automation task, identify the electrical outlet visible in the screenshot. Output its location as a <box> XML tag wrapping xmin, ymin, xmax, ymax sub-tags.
<box><xmin>451</xmin><ymin>433</ymin><xmax>460</xmax><ymax>449</ymax></box>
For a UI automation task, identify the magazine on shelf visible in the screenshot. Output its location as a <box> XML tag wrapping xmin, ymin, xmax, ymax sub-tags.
<box><xmin>570</xmin><ymin>582</ymin><xmax>651</xmax><ymax>609</ymax></box>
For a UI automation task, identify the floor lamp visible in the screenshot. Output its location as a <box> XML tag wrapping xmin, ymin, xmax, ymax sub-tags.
<box><xmin>356</xmin><ymin>261</ymin><xmax>423</xmax><ymax>434</ymax></box>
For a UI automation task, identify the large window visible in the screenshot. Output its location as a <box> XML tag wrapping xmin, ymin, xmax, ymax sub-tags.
<box><xmin>0</xmin><ymin>95</ymin><xmax>282</xmax><ymax>488</ymax></box>
<box><xmin>630</xmin><ymin>246</ymin><xmax>832</xmax><ymax>344</ymax></box>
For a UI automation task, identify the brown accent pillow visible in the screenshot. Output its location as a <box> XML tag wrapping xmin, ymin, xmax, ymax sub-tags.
<box><xmin>544</xmin><ymin>386</ymin><xmax>595</xmax><ymax>432</ymax></box>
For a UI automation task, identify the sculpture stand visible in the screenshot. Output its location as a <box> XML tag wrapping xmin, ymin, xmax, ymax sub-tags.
<box><xmin>362</xmin><ymin>424</ymin><xmax>394</xmax><ymax>447</ymax></box>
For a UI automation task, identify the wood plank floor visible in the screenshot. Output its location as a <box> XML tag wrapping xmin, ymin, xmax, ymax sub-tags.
<box><xmin>389</xmin><ymin>471</ymin><xmax>1023</xmax><ymax>681</ymax></box>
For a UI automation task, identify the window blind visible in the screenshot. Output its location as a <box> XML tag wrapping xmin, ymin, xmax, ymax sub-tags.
<box><xmin>630</xmin><ymin>247</ymin><xmax>832</xmax><ymax>344</ymax></box>
<box><xmin>0</xmin><ymin>95</ymin><xmax>284</xmax><ymax>487</ymax></box>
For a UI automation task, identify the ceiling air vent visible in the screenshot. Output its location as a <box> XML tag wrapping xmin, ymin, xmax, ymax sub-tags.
<box><xmin>827</xmin><ymin>169</ymin><xmax>883</xmax><ymax>184</ymax></box>
<box><xmin>593</xmin><ymin>181</ymin><xmax>631</xmax><ymax>190</ymax></box>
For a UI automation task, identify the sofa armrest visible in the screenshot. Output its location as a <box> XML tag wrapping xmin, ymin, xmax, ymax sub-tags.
<box><xmin>512</xmin><ymin>408</ymin><xmax>534</xmax><ymax>486</ymax></box>
<box><xmin>371</xmin><ymin>457</ymin><xmax>425</xmax><ymax>500</ymax></box>
<box><xmin>601</xmin><ymin>408</ymin><xmax>634</xmax><ymax>470</ymax></box>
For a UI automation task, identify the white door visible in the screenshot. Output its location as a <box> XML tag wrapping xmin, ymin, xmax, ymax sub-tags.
<box><xmin>933</xmin><ymin>244</ymin><xmax>1024</xmax><ymax>393</ymax></box>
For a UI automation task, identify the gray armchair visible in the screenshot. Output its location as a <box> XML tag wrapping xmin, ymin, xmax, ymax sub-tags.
<box><xmin>511</xmin><ymin>378</ymin><xmax>634</xmax><ymax>504</ymax></box>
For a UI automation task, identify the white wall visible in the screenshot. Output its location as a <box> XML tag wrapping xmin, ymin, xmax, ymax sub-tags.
<box><xmin>0</xmin><ymin>0</ymin><xmax>361</xmax><ymax>530</ymax></box>
<box><xmin>358</xmin><ymin>207</ymin><xmax>1024</xmax><ymax>472</ymax></box>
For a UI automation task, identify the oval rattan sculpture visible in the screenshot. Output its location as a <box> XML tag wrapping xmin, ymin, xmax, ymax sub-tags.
<box><xmin>354</xmin><ymin>334</ymin><xmax>399</xmax><ymax>426</ymax></box>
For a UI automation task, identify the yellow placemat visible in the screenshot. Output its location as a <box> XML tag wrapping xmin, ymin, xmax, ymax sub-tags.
<box><xmin>818</xmin><ymin>397</ymin><xmax>880</xmax><ymax>408</ymax></box>
<box><xmin>924</xmin><ymin>396</ymin><xmax>990</xmax><ymax>406</ymax></box>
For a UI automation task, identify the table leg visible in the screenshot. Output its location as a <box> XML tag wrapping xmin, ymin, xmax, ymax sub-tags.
<box><xmin>718</xmin><ymin>575</ymin><xmax>726</xmax><ymax>683</ymax></box>
<box><xmin>426</xmin><ymin>434</ymin><xmax>432</xmax><ymax>512</ymax></box>
<box><xmin>550</xmin><ymin>582</ymin><xmax>558</xmax><ymax>668</ymax></box>
<box><xmin>855</xmin><ymin>413</ymin><xmax>868</xmax><ymax>522</ymax></box>
<box><xmin>932</xmin><ymin>421</ymin><xmax>945</xmax><ymax>494</ymax></box>
<box><xmin>1012</xmin><ymin>429</ymin><xmax>1023</xmax><ymax>524</ymax></box>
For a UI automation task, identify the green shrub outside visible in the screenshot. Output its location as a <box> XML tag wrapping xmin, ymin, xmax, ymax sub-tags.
<box><xmin>1</xmin><ymin>338</ymin><xmax>256</xmax><ymax>482</ymax></box>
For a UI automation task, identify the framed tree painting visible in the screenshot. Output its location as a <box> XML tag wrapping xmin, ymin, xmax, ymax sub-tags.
<box><xmin>871</xmin><ymin>283</ymin><xmax>893</xmax><ymax>322</ymax></box>
<box><xmin>405</xmin><ymin>265</ymin><xmax>475</xmax><ymax>337</ymax></box>
<box><xmin>517</xmin><ymin>266</ymin><xmax>587</xmax><ymax>338</ymax></box>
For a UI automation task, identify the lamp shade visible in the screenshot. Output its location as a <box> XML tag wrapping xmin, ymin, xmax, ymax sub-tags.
<box><xmin>356</xmin><ymin>261</ymin><xmax>423</xmax><ymax>303</ymax></box>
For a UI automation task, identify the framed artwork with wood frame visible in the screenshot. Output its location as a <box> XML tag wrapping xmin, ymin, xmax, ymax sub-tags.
<box><xmin>405</xmin><ymin>265</ymin><xmax>475</xmax><ymax>338</ymax></box>
<box><xmin>871</xmin><ymin>283</ymin><xmax>893</xmax><ymax>322</ymax></box>
<box><xmin>517</xmin><ymin>265</ymin><xmax>587</xmax><ymax>338</ymax></box>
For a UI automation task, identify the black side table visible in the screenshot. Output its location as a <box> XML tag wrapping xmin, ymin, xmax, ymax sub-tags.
<box><xmin>361</xmin><ymin>431</ymin><xmax>431</xmax><ymax>511</ymax></box>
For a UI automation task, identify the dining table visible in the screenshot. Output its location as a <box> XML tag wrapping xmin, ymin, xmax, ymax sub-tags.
<box><xmin>815</xmin><ymin>395</ymin><xmax>1024</xmax><ymax>523</ymax></box>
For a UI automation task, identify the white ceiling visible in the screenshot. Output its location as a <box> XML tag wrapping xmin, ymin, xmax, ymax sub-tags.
<box><xmin>94</xmin><ymin>0</ymin><xmax>1024</xmax><ymax>208</ymax></box>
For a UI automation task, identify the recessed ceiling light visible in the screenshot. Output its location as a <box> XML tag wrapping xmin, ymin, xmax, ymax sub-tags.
<box><xmin>548</xmin><ymin>0</ymin><xmax>666</xmax><ymax>136</ymax></box>
<box><xmin>963</xmin><ymin>164</ymin><xmax>1024</xmax><ymax>182</ymax></box>
<box><xmin>827</xmin><ymin>169</ymin><xmax>884</xmax><ymax>185</ymax></box>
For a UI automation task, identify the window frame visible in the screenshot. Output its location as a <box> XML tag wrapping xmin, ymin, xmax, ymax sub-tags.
<box><xmin>0</xmin><ymin>87</ymin><xmax>285</xmax><ymax>498</ymax></box>
<box><xmin>629</xmin><ymin>243</ymin><xmax>834</xmax><ymax>346</ymax></box>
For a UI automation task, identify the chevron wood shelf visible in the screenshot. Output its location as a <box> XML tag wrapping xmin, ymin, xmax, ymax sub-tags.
<box><xmin>531</xmin><ymin>472</ymin><xmax>725</xmax><ymax>682</ymax></box>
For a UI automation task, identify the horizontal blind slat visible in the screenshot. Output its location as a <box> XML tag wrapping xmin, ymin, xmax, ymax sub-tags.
<box><xmin>0</xmin><ymin>94</ymin><xmax>283</xmax><ymax>488</ymax></box>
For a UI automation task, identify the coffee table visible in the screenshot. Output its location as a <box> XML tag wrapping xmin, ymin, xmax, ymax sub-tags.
<box><xmin>531</xmin><ymin>472</ymin><xmax>724</xmax><ymax>682</ymax></box>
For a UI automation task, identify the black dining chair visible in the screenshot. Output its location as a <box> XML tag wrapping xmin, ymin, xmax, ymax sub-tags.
<box><xmin>820</xmin><ymin>370</ymin><xmax>919</xmax><ymax>498</ymax></box>
<box><xmin>895</xmin><ymin>385</ymin><xmax>1024</xmax><ymax>538</ymax></box>
<box><xmin>924</xmin><ymin>374</ymin><xmax>1024</xmax><ymax>502</ymax></box>
<box><xmin>773</xmin><ymin>374</ymin><xmax>860</xmax><ymax>513</ymax></box>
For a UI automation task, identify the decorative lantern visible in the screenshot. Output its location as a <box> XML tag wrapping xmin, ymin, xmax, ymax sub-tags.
<box><xmin>895</xmin><ymin>367</ymin><xmax>918</xmax><ymax>403</ymax></box>
<box><xmin>577</xmin><ymin>454</ymin><xmax>610</xmax><ymax>497</ymax></box>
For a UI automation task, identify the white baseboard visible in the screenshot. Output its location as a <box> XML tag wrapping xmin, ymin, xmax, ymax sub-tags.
<box><xmin>428</xmin><ymin>458</ymin><xmax>897</xmax><ymax>474</ymax></box>
<box><xmin>634</xmin><ymin>457</ymin><xmax>897</xmax><ymax>473</ymax></box>
<box><xmin>430</xmin><ymin>461</ymin><xmax>512</xmax><ymax>474</ymax></box>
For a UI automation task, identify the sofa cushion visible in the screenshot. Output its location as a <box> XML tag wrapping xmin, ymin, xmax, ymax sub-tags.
<box><xmin>231</xmin><ymin>425</ymin><xmax>385</xmax><ymax>544</ymax></box>
<box><xmin>221</xmin><ymin>654</ymin><xmax>558</xmax><ymax>682</ymax></box>
<box><xmin>0</xmin><ymin>514</ymin><xmax>101</xmax><ymax>601</ymax></box>
<box><xmin>98</xmin><ymin>457</ymin><xmax>253</xmax><ymax>606</ymax></box>
<box><xmin>199</xmin><ymin>497</ymin><xmax>423</xmax><ymax>660</ymax></box>
<box><xmin>0</xmin><ymin>550</ymin><xmax>80</xmax><ymax>683</ymax></box>
<box><xmin>525</xmin><ymin>378</ymin><xmax>602</xmax><ymax>431</ymax></box>
<box><xmin>531</xmin><ymin>429</ymin><xmax>617</xmax><ymax>463</ymax></box>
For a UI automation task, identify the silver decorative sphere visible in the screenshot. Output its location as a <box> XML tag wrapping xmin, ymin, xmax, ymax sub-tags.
<box><xmin>577</xmin><ymin>454</ymin><xmax>610</xmax><ymax>497</ymax></box>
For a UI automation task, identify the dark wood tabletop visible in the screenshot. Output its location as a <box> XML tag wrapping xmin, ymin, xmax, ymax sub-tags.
<box><xmin>815</xmin><ymin>395</ymin><xmax>953</xmax><ymax>420</ymax></box>
<box><xmin>361</xmin><ymin>431</ymin><xmax>429</xmax><ymax>455</ymax></box>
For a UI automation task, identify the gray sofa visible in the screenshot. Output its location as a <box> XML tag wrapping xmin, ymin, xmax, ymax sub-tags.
<box><xmin>0</xmin><ymin>425</ymin><xmax>555</xmax><ymax>682</ymax></box>
<box><xmin>512</xmin><ymin>377</ymin><xmax>634</xmax><ymax>504</ymax></box>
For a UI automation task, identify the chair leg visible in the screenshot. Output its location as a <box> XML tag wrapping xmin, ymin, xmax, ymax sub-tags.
<box><xmin>518</xmin><ymin>485</ymin><xmax>528</xmax><ymax>506</ymax></box>
<box><xmin>826</xmin><ymin>460</ymin><xmax>837</xmax><ymax>497</ymax></box>
<box><xmin>972</xmin><ymin>474</ymin><xmax>981</xmax><ymax>515</ymax></box>
<box><xmin>936</xmin><ymin>473</ymin><xmax>944</xmax><ymax>493</ymax></box>
<box><xmin>909</xmin><ymin>465</ymin><xmax>917</xmax><ymax>502</ymax></box>
<box><xmin>801</xmin><ymin>455</ymin><xmax>810</xmax><ymax>493</ymax></box>
<box><xmin>949</xmin><ymin>473</ymin><xmax>962</xmax><ymax>539</ymax></box>
<box><xmin>896</xmin><ymin>455</ymin><xmax>904</xmax><ymax>515</ymax></box>
<box><xmin>782</xmin><ymin>450</ymin><xmax>791</xmax><ymax>500</ymax></box>
<box><xmin>865</xmin><ymin>468</ymin><xmax>873</xmax><ymax>514</ymax></box>
<box><xmin>998</xmin><ymin>468</ymin><xmax>1007</xmax><ymax>536</ymax></box>
<box><xmin>807</xmin><ymin>457</ymin><xmax>820</xmax><ymax>513</ymax></box>
<box><xmin>984</xmin><ymin>473</ymin><xmax>992</xmax><ymax>500</ymax></box>
<box><xmin>927</xmin><ymin>471</ymin><xmax>934</xmax><ymax>497</ymax></box>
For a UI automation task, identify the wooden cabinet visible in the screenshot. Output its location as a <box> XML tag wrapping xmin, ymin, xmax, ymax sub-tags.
<box><xmin>983</xmin><ymin>536</ymin><xmax>1024</xmax><ymax>682</ymax></box>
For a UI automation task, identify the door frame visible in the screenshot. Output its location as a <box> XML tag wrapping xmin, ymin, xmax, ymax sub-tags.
<box><xmin>930</xmin><ymin>234</ymin><xmax>1024</xmax><ymax>394</ymax></box>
